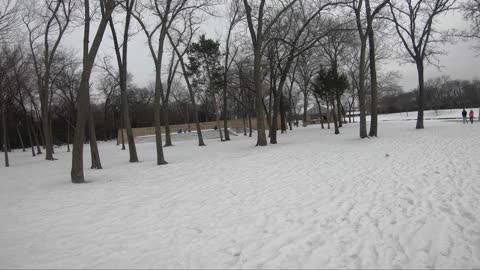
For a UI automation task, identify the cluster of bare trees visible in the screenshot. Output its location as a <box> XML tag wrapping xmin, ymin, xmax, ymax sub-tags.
<box><xmin>1</xmin><ymin>0</ymin><xmax>476</xmax><ymax>183</ymax></box>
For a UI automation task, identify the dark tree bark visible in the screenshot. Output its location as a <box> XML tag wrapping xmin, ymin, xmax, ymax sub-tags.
<box><xmin>222</xmin><ymin>1</ymin><xmax>241</xmax><ymax>142</ymax></box>
<box><xmin>71</xmin><ymin>0</ymin><xmax>115</xmax><ymax>183</ymax></box>
<box><xmin>303</xmin><ymin>91</ymin><xmax>308</xmax><ymax>127</ymax></box>
<box><xmin>243</xmin><ymin>113</ymin><xmax>247</xmax><ymax>136</ymax></box>
<box><xmin>38</xmin><ymin>121</ymin><xmax>45</xmax><ymax>149</ymax></box>
<box><xmin>315</xmin><ymin>96</ymin><xmax>324</xmax><ymax>129</ymax></box>
<box><xmin>108</xmin><ymin>0</ymin><xmax>139</xmax><ymax>162</ymax></box>
<box><xmin>16</xmin><ymin>123</ymin><xmax>25</xmax><ymax>152</ymax></box>
<box><xmin>88</xmin><ymin>107</ymin><xmax>102</xmax><ymax>169</ymax></box>
<box><xmin>357</xmin><ymin>40</ymin><xmax>368</xmax><ymax>138</ymax></box>
<box><xmin>66</xmin><ymin>120</ymin><xmax>70</xmax><ymax>152</ymax></box>
<box><xmin>248</xmin><ymin>111</ymin><xmax>253</xmax><ymax>137</ymax></box>
<box><xmin>416</xmin><ymin>61</ymin><xmax>425</xmax><ymax>129</ymax></box>
<box><xmin>366</xmin><ymin>0</ymin><xmax>380</xmax><ymax>136</ymax></box>
<box><xmin>163</xmin><ymin>50</ymin><xmax>177</xmax><ymax>147</ymax></box>
<box><xmin>32</xmin><ymin>116</ymin><xmax>42</xmax><ymax>154</ymax></box>
<box><xmin>120</xmin><ymin>115</ymin><xmax>125</xmax><ymax>150</ymax></box>
<box><xmin>26</xmin><ymin>117</ymin><xmax>35</xmax><ymax>156</ymax></box>
<box><xmin>331</xmin><ymin>98</ymin><xmax>340</xmax><ymax>134</ymax></box>
<box><xmin>280</xmin><ymin>94</ymin><xmax>287</xmax><ymax>133</ymax></box>
<box><xmin>353</xmin><ymin>0</ymin><xmax>388</xmax><ymax>138</ymax></box>
<box><xmin>48</xmin><ymin>116</ymin><xmax>54</xmax><ymax>154</ymax></box>
<box><xmin>326</xmin><ymin>100</ymin><xmax>331</xmax><ymax>129</ymax></box>
<box><xmin>1</xmin><ymin>100</ymin><xmax>9</xmax><ymax>167</ymax></box>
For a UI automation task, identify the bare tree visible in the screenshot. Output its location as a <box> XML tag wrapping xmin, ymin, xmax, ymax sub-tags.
<box><xmin>222</xmin><ymin>0</ymin><xmax>243</xmax><ymax>141</ymax></box>
<box><xmin>388</xmin><ymin>0</ymin><xmax>457</xmax><ymax>129</ymax></box>
<box><xmin>0</xmin><ymin>0</ymin><xmax>19</xmax><ymax>43</ymax></box>
<box><xmin>269</xmin><ymin>1</ymin><xmax>344</xmax><ymax>144</ymax></box>
<box><xmin>319</xmin><ymin>20</ymin><xmax>355</xmax><ymax>129</ymax></box>
<box><xmin>167</xmin><ymin>17</ymin><xmax>206</xmax><ymax>146</ymax></box>
<box><xmin>351</xmin><ymin>0</ymin><xmax>388</xmax><ymax>138</ymax></box>
<box><xmin>11</xmin><ymin>52</ymin><xmax>38</xmax><ymax>156</ymax></box>
<box><xmin>242</xmin><ymin>0</ymin><xmax>298</xmax><ymax>146</ymax></box>
<box><xmin>296</xmin><ymin>51</ymin><xmax>317</xmax><ymax>127</ymax></box>
<box><xmin>163</xmin><ymin>44</ymin><xmax>180</xmax><ymax>147</ymax></box>
<box><xmin>71</xmin><ymin>0</ymin><xmax>116</xmax><ymax>183</ymax></box>
<box><xmin>22</xmin><ymin>0</ymin><xmax>76</xmax><ymax>160</ymax></box>
<box><xmin>462</xmin><ymin>0</ymin><xmax>480</xmax><ymax>40</ymax></box>
<box><xmin>109</xmin><ymin>0</ymin><xmax>139</xmax><ymax>162</ymax></box>
<box><xmin>133</xmin><ymin>0</ymin><xmax>185</xmax><ymax>164</ymax></box>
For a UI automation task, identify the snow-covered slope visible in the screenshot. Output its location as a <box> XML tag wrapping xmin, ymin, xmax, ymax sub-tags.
<box><xmin>1</xmin><ymin>120</ymin><xmax>479</xmax><ymax>268</ymax></box>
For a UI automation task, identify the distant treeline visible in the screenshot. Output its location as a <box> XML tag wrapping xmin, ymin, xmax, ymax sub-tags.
<box><xmin>379</xmin><ymin>77</ymin><xmax>480</xmax><ymax>114</ymax></box>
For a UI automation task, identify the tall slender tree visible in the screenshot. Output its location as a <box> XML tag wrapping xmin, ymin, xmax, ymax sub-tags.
<box><xmin>71</xmin><ymin>0</ymin><xmax>116</xmax><ymax>183</ymax></box>
<box><xmin>22</xmin><ymin>0</ymin><xmax>76</xmax><ymax>160</ymax></box>
<box><xmin>242</xmin><ymin>0</ymin><xmax>299</xmax><ymax>146</ymax></box>
<box><xmin>108</xmin><ymin>0</ymin><xmax>139</xmax><ymax>162</ymax></box>
<box><xmin>388</xmin><ymin>0</ymin><xmax>457</xmax><ymax>129</ymax></box>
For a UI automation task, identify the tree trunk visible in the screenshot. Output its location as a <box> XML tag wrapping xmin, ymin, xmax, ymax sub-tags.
<box><xmin>253</xmin><ymin>45</ymin><xmax>268</xmax><ymax>146</ymax></box>
<box><xmin>358</xmin><ymin>39</ymin><xmax>368</xmax><ymax>138</ymax></box>
<box><xmin>315</xmin><ymin>97</ymin><xmax>324</xmax><ymax>129</ymax></box>
<box><xmin>326</xmin><ymin>100</ymin><xmax>331</xmax><ymax>129</ymax></box>
<box><xmin>1</xmin><ymin>102</ymin><xmax>9</xmax><ymax>167</ymax></box>
<box><xmin>336</xmin><ymin>91</ymin><xmax>343</xmax><ymax>128</ymax></box>
<box><xmin>170</xmin><ymin>33</ymin><xmax>205</xmax><ymax>147</ymax></box>
<box><xmin>103</xmin><ymin>107</ymin><xmax>109</xmax><ymax>141</ymax></box>
<box><xmin>186</xmin><ymin>104</ymin><xmax>191</xmax><ymax>132</ymax></box>
<box><xmin>120</xmin><ymin>121</ymin><xmax>125</xmax><ymax>150</ymax></box>
<box><xmin>280</xmin><ymin>94</ymin><xmax>287</xmax><ymax>133</ymax></box>
<box><xmin>26</xmin><ymin>117</ymin><xmax>35</xmax><ymax>156</ymax></box>
<box><xmin>222</xmin><ymin>73</ymin><xmax>230</xmax><ymax>141</ymax></box>
<box><xmin>49</xmin><ymin>116</ymin><xmax>55</xmax><ymax>153</ymax></box>
<box><xmin>109</xmin><ymin>1</ymin><xmax>139</xmax><ymax>162</ymax></box>
<box><xmin>38</xmin><ymin>121</ymin><xmax>45</xmax><ymax>149</ymax></box>
<box><xmin>40</xmin><ymin>87</ymin><xmax>54</xmax><ymax>160</ymax></box>
<box><xmin>163</xmin><ymin>103</ymin><xmax>173</xmax><ymax>147</ymax></box>
<box><xmin>243</xmin><ymin>112</ymin><xmax>247</xmax><ymax>136</ymax></box>
<box><xmin>288</xmin><ymin>91</ymin><xmax>293</xmax><ymax>130</ymax></box>
<box><xmin>248</xmin><ymin>112</ymin><xmax>253</xmax><ymax>137</ymax></box>
<box><xmin>153</xmin><ymin>68</ymin><xmax>167</xmax><ymax>165</ymax></box>
<box><xmin>67</xmin><ymin>121</ymin><xmax>70</xmax><ymax>152</ymax></box>
<box><xmin>16</xmin><ymin>124</ymin><xmax>26</xmax><ymax>152</ymax></box>
<box><xmin>331</xmin><ymin>98</ymin><xmax>340</xmax><ymax>134</ymax></box>
<box><xmin>32</xmin><ymin>117</ymin><xmax>42</xmax><ymax>155</ymax></box>
<box><xmin>367</xmin><ymin>11</ymin><xmax>379</xmax><ymax>137</ymax></box>
<box><xmin>213</xmin><ymin>94</ymin><xmax>224</xmax><ymax>141</ymax></box>
<box><xmin>302</xmin><ymin>91</ymin><xmax>308</xmax><ymax>127</ymax></box>
<box><xmin>270</xmin><ymin>90</ymin><xmax>280</xmax><ymax>144</ymax></box>
<box><xmin>6</xmin><ymin>131</ymin><xmax>11</xmax><ymax>152</ymax></box>
<box><xmin>71</xmin><ymin>0</ymin><xmax>114</xmax><ymax>183</ymax></box>
<box><xmin>348</xmin><ymin>104</ymin><xmax>352</xmax><ymax>123</ymax></box>
<box><xmin>88</xmin><ymin>108</ymin><xmax>102</xmax><ymax>169</ymax></box>
<box><xmin>416</xmin><ymin>60</ymin><xmax>425</xmax><ymax>129</ymax></box>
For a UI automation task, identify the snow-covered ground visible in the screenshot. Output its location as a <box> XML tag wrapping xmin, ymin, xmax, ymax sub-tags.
<box><xmin>1</xmin><ymin>116</ymin><xmax>480</xmax><ymax>268</ymax></box>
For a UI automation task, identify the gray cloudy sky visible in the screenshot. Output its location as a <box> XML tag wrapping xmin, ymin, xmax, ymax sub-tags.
<box><xmin>63</xmin><ymin>6</ymin><xmax>480</xmax><ymax>94</ymax></box>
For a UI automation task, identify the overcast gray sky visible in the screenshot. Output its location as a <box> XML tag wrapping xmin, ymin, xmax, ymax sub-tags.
<box><xmin>62</xmin><ymin>5</ymin><xmax>480</xmax><ymax>94</ymax></box>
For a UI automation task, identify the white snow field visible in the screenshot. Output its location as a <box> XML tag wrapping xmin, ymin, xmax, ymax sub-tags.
<box><xmin>1</xmin><ymin>118</ymin><xmax>480</xmax><ymax>268</ymax></box>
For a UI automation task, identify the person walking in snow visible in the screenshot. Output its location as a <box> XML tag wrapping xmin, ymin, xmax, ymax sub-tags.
<box><xmin>462</xmin><ymin>108</ymin><xmax>468</xmax><ymax>124</ymax></box>
<box><xmin>469</xmin><ymin>110</ymin><xmax>474</xmax><ymax>124</ymax></box>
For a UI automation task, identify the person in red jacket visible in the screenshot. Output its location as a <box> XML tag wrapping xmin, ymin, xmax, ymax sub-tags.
<box><xmin>469</xmin><ymin>110</ymin><xmax>474</xmax><ymax>124</ymax></box>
